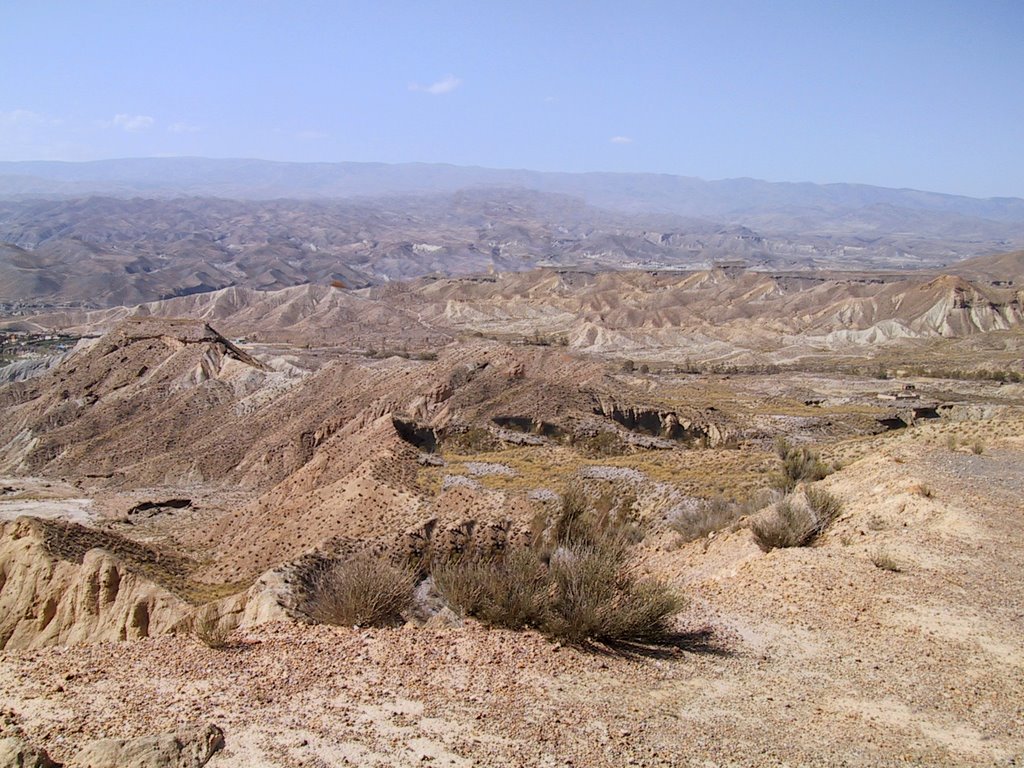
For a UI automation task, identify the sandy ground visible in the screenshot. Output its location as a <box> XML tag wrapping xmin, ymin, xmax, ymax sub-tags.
<box><xmin>2</xmin><ymin>437</ymin><xmax>1023</xmax><ymax>766</ymax></box>
<box><xmin>0</xmin><ymin>476</ymin><xmax>96</xmax><ymax>524</ymax></box>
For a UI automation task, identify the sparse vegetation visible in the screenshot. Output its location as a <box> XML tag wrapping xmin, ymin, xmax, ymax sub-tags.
<box><xmin>914</xmin><ymin>483</ymin><xmax>934</xmax><ymax>499</ymax></box>
<box><xmin>749</xmin><ymin>499</ymin><xmax>815</xmax><ymax>550</ymax></box>
<box><xmin>771</xmin><ymin>438</ymin><xmax>832</xmax><ymax>493</ymax></box>
<box><xmin>804</xmin><ymin>486</ymin><xmax>843</xmax><ymax>533</ymax></box>
<box><xmin>445</xmin><ymin>426</ymin><xmax>502</xmax><ymax>453</ymax></box>
<box><xmin>432</xmin><ymin>492</ymin><xmax>683</xmax><ymax>649</ymax></box>
<box><xmin>191</xmin><ymin>610</ymin><xmax>232</xmax><ymax>649</ymax></box>
<box><xmin>668</xmin><ymin>496</ymin><xmax>744</xmax><ymax>543</ymax></box>
<box><xmin>971</xmin><ymin>439</ymin><xmax>985</xmax><ymax>455</ymax></box>
<box><xmin>749</xmin><ymin>486</ymin><xmax>844</xmax><ymax>551</ymax></box>
<box><xmin>574</xmin><ymin>430</ymin><xmax>630</xmax><ymax>457</ymax></box>
<box><xmin>300</xmin><ymin>554</ymin><xmax>416</xmax><ymax>627</ymax></box>
<box><xmin>870</xmin><ymin>548</ymin><xmax>902</xmax><ymax>572</ymax></box>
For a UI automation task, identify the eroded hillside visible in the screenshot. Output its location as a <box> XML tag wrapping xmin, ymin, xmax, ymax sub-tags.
<box><xmin>1</xmin><ymin>258</ymin><xmax>1022</xmax><ymax>767</ymax></box>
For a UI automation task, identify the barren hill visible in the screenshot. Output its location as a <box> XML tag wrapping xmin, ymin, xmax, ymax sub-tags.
<box><xmin>2</xmin><ymin>238</ymin><xmax>1023</xmax><ymax>764</ymax></box>
<box><xmin>2</xmin><ymin>178</ymin><xmax>1023</xmax><ymax>308</ymax></box>
<box><xmin>17</xmin><ymin>259</ymin><xmax>1023</xmax><ymax>372</ymax></box>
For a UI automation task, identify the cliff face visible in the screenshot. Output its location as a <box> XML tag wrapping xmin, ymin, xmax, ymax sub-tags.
<box><xmin>0</xmin><ymin>517</ymin><xmax>190</xmax><ymax>650</ymax></box>
<box><xmin>0</xmin><ymin>516</ymin><xmax>292</xmax><ymax>650</ymax></box>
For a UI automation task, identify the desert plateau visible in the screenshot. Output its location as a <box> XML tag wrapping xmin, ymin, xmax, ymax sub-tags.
<box><xmin>3</xmin><ymin>4</ymin><xmax>1024</xmax><ymax>763</ymax></box>
<box><xmin>1</xmin><ymin>157</ymin><xmax>1022</xmax><ymax>767</ymax></box>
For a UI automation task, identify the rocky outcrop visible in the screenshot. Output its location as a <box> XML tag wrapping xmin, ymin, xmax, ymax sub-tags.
<box><xmin>1</xmin><ymin>710</ymin><xmax>60</xmax><ymax>768</ymax></box>
<box><xmin>65</xmin><ymin>724</ymin><xmax>223</xmax><ymax>768</ymax></box>
<box><xmin>0</xmin><ymin>517</ymin><xmax>292</xmax><ymax>650</ymax></box>
<box><xmin>594</xmin><ymin>399</ymin><xmax>732</xmax><ymax>447</ymax></box>
<box><xmin>0</xmin><ymin>518</ymin><xmax>192</xmax><ymax>650</ymax></box>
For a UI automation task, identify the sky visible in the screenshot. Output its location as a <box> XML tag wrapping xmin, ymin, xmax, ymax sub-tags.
<box><xmin>2</xmin><ymin>0</ymin><xmax>1022</xmax><ymax>198</ymax></box>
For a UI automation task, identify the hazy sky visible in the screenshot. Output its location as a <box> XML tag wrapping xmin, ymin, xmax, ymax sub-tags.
<box><xmin>2</xmin><ymin>1</ymin><xmax>1022</xmax><ymax>197</ymax></box>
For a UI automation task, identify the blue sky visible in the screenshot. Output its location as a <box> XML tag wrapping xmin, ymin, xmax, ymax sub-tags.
<box><xmin>2</xmin><ymin>0</ymin><xmax>1022</xmax><ymax>197</ymax></box>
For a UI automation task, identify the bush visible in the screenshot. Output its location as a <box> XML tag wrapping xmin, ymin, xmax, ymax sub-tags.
<box><xmin>749</xmin><ymin>487</ymin><xmax>844</xmax><ymax>550</ymax></box>
<box><xmin>432</xmin><ymin>498</ymin><xmax>682</xmax><ymax>649</ymax></box>
<box><xmin>433</xmin><ymin>548</ymin><xmax>548</xmax><ymax>629</ymax></box>
<box><xmin>870</xmin><ymin>548</ymin><xmax>902</xmax><ymax>572</ymax></box>
<box><xmin>749</xmin><ymin>500</ymin><xmax>816</xmax><ymax>550</ymax></box>
<box><xmin>300</xmin><ymin>554</ymin><xmax>415</xmax><ymax>627</ymax></box>
<box><xmin>543</xmin><ymin>537</ymin><xmax>681</xmax><ymax>646</ymax></box>
<box><xmin>771</xmin><ymin>439</ymin><xmax>832</xmax><ymax>493</ymax></box>
<box><xmin>574</xmin><ymin>430</ymin><xmax>629</xmax><ymax>457</ymax></box>
<box><xmin>191</xmin><ymin>610</ymin><xmax>232</xmax><ymax>649</ymax></box>
<box><xmin>445</xmin><ymin>427</ymin><xmax>501</xmax><ymax>453</ymax></box>
<box><xmin>804</xmin><ymin>486</ymin><xmax>843</xmax><ymax>534</ymax></box>
<box><xmin>668</xmin><ymin>496</ymin><xmax>743</xmax><ymax>543</ymax></box>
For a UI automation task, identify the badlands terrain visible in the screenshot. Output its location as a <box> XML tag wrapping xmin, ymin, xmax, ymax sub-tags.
<box><xmin>0</xmin><ymin>167</ymin><xmax>1023</xmax><ymax>766</ymax></box>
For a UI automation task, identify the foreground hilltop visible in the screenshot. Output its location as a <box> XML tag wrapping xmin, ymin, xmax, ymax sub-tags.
<box><xmin>2</xmin><ymin>407</ymin><xmax>1023</xmax><ymax>765</ymax></box>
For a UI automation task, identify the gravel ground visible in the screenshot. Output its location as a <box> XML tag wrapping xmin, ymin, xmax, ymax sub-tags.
<box><xmin>2</xmin><ymin>444</ymin><xmax>1023</xmax><ymax>766</ymax></box>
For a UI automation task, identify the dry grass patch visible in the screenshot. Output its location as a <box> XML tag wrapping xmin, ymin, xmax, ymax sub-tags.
<box><xmin>298</xmin><ymin>553</ymin><xmax>416</xmax><ymax>627</ymax></box>
<box><xmin>668</xmin><ymin>496</ymin><xmax>744</xmax><ymax>543</ymax></box>
<box><xmin>749</xmin><ymin>485</ymin><xmax>844</xmax><ymax>551</ymax></box>
<box><xmin>870</xmin><ymin>548</ymin><xmax>902</xmax><ymax>572</ymax></box>
<box><xmin>432</xmin><ymin>490</ymin><xmax>685</xmax><ymax>650</ymax></box>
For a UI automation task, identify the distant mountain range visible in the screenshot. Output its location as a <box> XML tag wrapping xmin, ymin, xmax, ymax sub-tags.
<box><xmin>1</xmin><ymin>158</ymin><xmax>1023</xmax><ymax>308</ymax></box>
<box><xmin>2</xmin><ymin>157</ymin><xmax>1023</xmax><ymax>223</ymax></box>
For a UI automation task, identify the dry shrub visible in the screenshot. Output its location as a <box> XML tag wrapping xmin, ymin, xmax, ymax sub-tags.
<box><xmin>870</xmin><ymin>548</ymin><xmax>902</xmax><ymax>572</ymax></box>
<box><xmin>804</xmin><ymin>486</ymin><xmax>843</xmax><ymax>533</ymax></box>
<box><xmin>668</xmin><ymin>496</ymin><xmax>743</xmax><ymax>543</ymax></box>
<box><xmin>749</xmin><ymin>499</ymin><xmax>816</xmax><ymax>550</ymax></box>
<box><xmin>301</xmin><ymin>554</ymin><xmax>415</xmax><ymax>627</ymax></box>
<box><xmin>750</xmin><ymin>486</ymin><xmax>844</xmax><ymax>550</ymax></box>
<box><xmin>549</xmin><ymin>485</ymin><xmax>642</xmax><ymax>550</ymax></box>
<box><xmin>445</xmin><ymin>426</ymin><xmax>501</xmax><ymax>453</ymax></box>
<box><xmin>912</xmin><ymin>483</ymin><xmax>934</xmax><ymax>499</ymax></box>
<box><xmin>971</xmin><ymin>440</ymin><xmax>985</xmax><ymax>455</ymax></box>
<box><xmin>433</xmin><ymin>548</ymin><xmax>548</xmax><ymax>629</ymax></box>
<box><xmin>432</xmin><ymin>501</ymin><xmax>682</xmax><ymax>649</ymax></box>
<box><xmin>574</xmin><ymin>430</ymin><xmax>630</xmax><ymax>457</ymax></box>
<box><xmin>772</xmin><ymin>438</ymin><xmax>832</xmax><ymax>493</ymax></box>
<box><xmin>191</xmin><ymin>610</ymin><xmax>231</xmax><ymax>649</ymax></box>
<box><xmin>543</xmin><ymin>537</ymin><xmax>681</xmax><ymax>646</ymax></box>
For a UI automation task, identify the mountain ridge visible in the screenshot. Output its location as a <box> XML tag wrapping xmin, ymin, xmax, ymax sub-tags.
<box><xmin>3</xmin><ymin>157</ymin><xmax>1023</xmax><ymax>222</ymax></box>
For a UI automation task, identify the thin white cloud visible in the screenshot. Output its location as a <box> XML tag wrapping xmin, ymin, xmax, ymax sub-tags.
<box><xmin>610</xmin><ymin>135</ymin><xmax>633</xmax><ymax>144</ymax></box>
<box><xmin>0</xmin><ymin>109</ymin><xmax>61</xmax><ymax>128</ymax></box>
<box><xmin>295</xmin><ymin>129</ymin><xmax>328</xmax><ymax>141</ymax></box>
<box><xmin>409</xmin><ymin>74</ymin><xmax>462</xmax><ymax>95</ymax></box>
<box><xmin>112</xmin><ymin>113</ymin><xmax>155</xmax><ymax>132</ymax></box>
<box><xmin>168</xmin><ymin>121</ymin><xmax>200</xmax><ymax>134</ymax></box>
<box><xmin>544</xmin><ymin>96</ymin><xmax>557</xmax><ymax>103</ymax></box>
